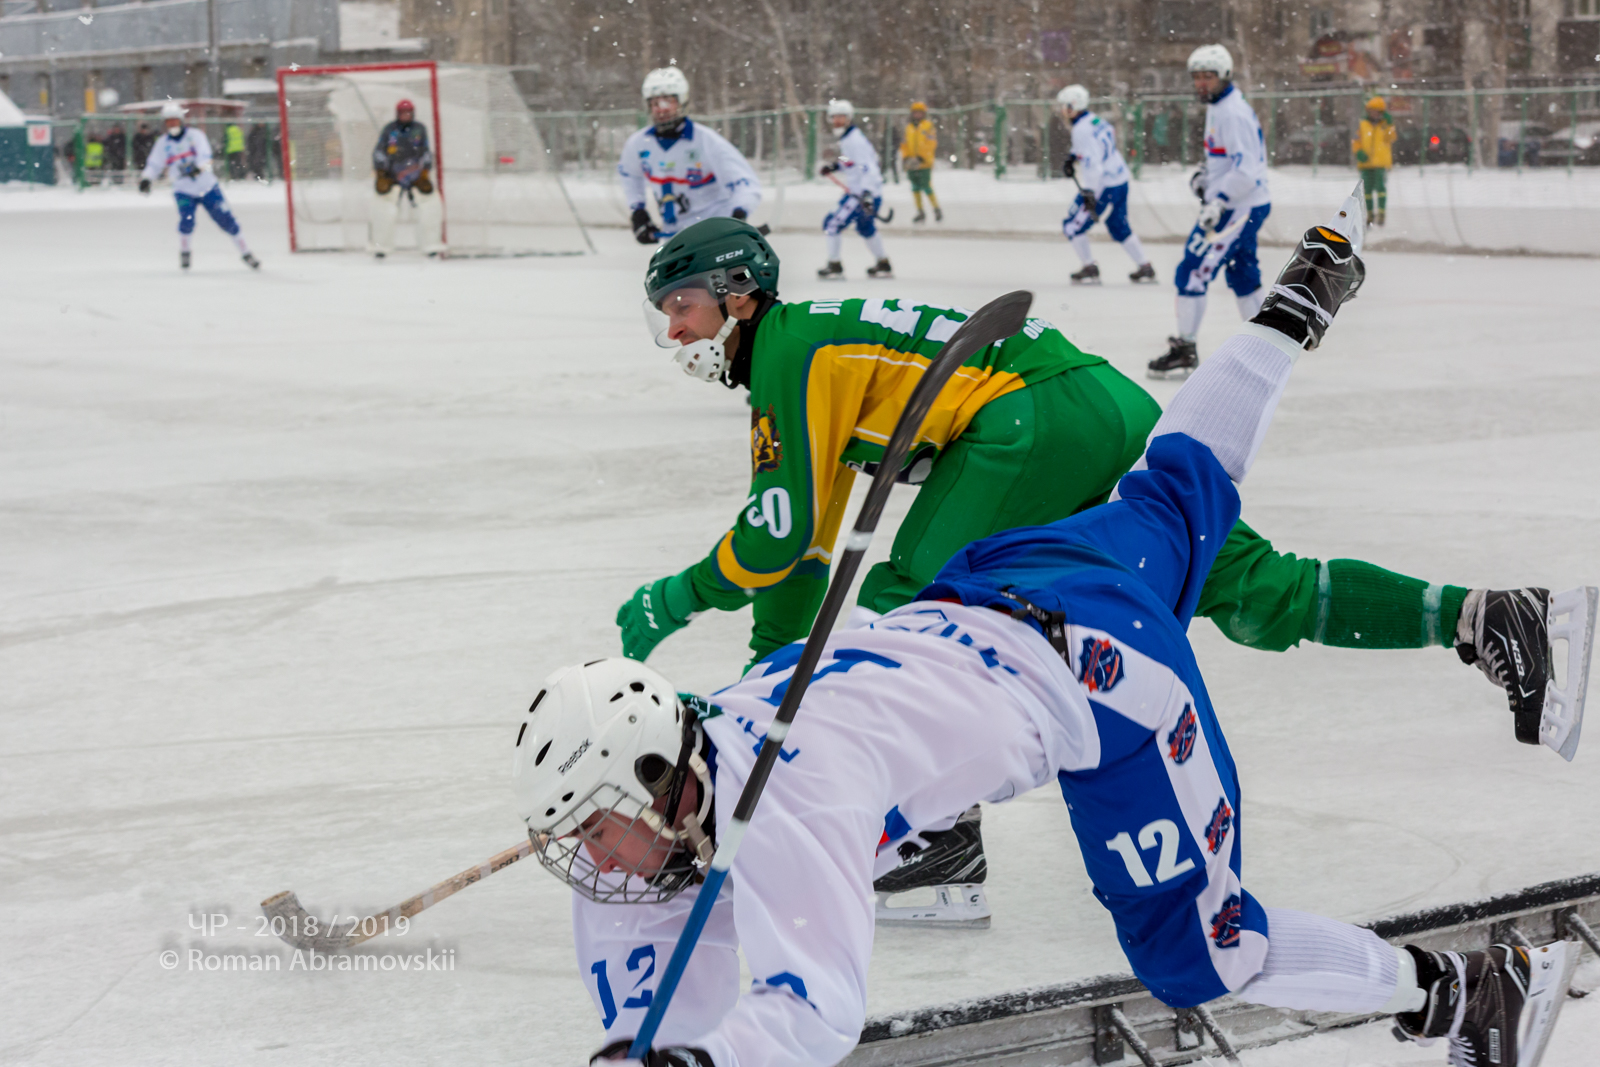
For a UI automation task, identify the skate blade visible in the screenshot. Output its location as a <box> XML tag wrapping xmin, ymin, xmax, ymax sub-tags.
<box><xmin>1146</xmin><ymin>367</ymin><xmax>1195</xmax><ymax>382</ymax></box>
<box><xmin>875</xmin><ymin>884</ymin><xmax>991</xmax><ymax>928</ymax></box>
<box><xmin>1518</xmin><ymin>940</ymin><xmax>1580</xmax><ymax>1067</ymax></box>
<box><xmin>1542</xmin><ymin>586</ymin><xmax>1597</xmax><ymax>762</ymax></box>
<box><xmin>1328</xmin><ymin>179</ymin><xmax>1368</xmax><ymax>255</ymax></box>
<box><xmin>1071</xmin><ymin>277</ymin><xmax>1103</xmax><ymax>286</ymax></box>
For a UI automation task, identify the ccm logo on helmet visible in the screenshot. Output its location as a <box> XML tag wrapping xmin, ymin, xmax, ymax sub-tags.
<box><xmin>558</xmin><ymin>738</ymin><xmax>592</xmax><ymax>775</ymax></box>
<box><xmin>715</xmin><ymin>249</ymin><xmax>744</xmax><ymax>262</ymax></box>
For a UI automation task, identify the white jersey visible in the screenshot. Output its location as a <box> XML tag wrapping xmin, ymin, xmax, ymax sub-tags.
<box><xmin>1201</xmin><ymin>85</ymin><xmax>1269</xmax><ymax>211</ymax></box>
<box><xmin>572</xmin><ymin>602</ymin><xmax>1111</xmax><ymax>1067</ymax></box>
<box><xmin>140</xmin><ymin>126</ymin><xmax>219</xmax><ymax>198</ymax></box>
<box><xmin>618</xmin><ymin>119</ymin><xmax>762</xmax><ymax>235</ymax></box>
<box><xmin>1069</xmin><ymin>110</ymin><xmax>1131</xmax><ymax>195</ymax></box>
<box><xmin>832</xmin><ymin>125</ymin><xmax>883</xmax><ymax>199</ymax></box>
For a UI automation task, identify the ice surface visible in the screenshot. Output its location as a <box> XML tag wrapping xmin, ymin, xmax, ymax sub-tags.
<box><xmin>1</xmin><ymin>188</ymin><xmax>1597</xmax><ymax>1067</ymax></box>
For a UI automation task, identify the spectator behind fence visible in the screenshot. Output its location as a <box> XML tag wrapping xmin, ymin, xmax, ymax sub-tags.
<box><xmin>225</xmin><ymin>122</ymin><xmax>246</xmax><ymax>180</ymax></box>
<box><xmin>1352</xmin><ymin>96</ymin><xmax>1396</xmax><ymax>227</ymax></box>
<box><xmin>246</xmin><ymin>123</ymin><xmax>270</xmax><ymax>180</ymax></box>
<box><xmin>899</xmin><ymin>101</ymin><xmax>942</xmax><ymax>223</ymax></box>
<box><xmin>131</xmin><ymin>123</ymin><xmax>156</xmax><ymax>172</ymax></box>
<box><xmin>104</xmin><ymin>125</ymin><xmax>127</xmax><ymax>181</ymax></box>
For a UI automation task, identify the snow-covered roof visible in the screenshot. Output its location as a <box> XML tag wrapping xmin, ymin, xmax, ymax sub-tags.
<box><xmin>0</xmin><ymin>87</ymin><xmax>28</xmax><ymax>127</ymax></box>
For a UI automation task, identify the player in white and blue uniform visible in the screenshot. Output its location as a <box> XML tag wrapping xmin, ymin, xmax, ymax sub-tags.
<box><xmin>619</xmin><ymin>68</ymin><xmax>762</xmax><ymax>244</ymax></box>
<box><xmin>816</xmin><ymin>99</ymin><xmax>893</xmax><ymax>280</ymax></box>
<box><xmin>515</xmin><ymin>215</ymin><xmax>1575</xmax><ymax>1067</ymax></box>
<box><xmin>1148</xmin><ymin>45</ymin><xmax>1271</xmax><ymax>380</ymax></box>
<box><xmin>138</xmin><ymin>102</ymin><xmax>258</xmax><ymax>272</ymax></box>
<box><xmin>1054</xmin><ymin>85</ymin><xmax>1155</xmax><ymax>286</ymax></box>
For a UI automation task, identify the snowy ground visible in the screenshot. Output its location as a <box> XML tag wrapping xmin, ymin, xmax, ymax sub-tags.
<box><xmin>2</xmin><ymin>187</ymin><xmax>1598</xmax><ymax>1067</ymax></box>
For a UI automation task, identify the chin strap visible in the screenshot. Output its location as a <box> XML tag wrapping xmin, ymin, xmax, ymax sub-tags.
<box><xmin>673</xmin><ymin>309</ymin><xmax>739</xmax><ymax>382</ymax></box>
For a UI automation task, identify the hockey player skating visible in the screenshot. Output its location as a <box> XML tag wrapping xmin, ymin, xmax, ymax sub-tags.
<box><xmin>620</xmin><ymin>68</ymin><xmax>762</xmax><ymax>245</ymax></box>
<box><xmin>898</xmin><ymin>101</ymin><xmax>941</xmax><ymax>224</ymax></box>
<box><xmin>817</xmin><ymin>100</ymin><xmax>892</xmax><ymax>280</ymax></box>
<box><xmin>1148</xmin><ymin>44</ymin><xmax>1271</xmax><ymax>380</ymax></box>
<box><xmin>370</xmin><ymin>99</ymin><xmax>443</xmax><ymax>259</ymax></box>
<box><xmin>623</xmin><ymin>216</ymin><xmax>1593</xmax><ymax>926</ymax></box>
<box><xmin>138</xmin><ymin>102</ymin><xmax>259</xmax><ymax>271</ymax></box>
<box><xmin>1054</xmin><ymin>85</ymin><xmax>1155</xmax><ymax>285</ymax></box>
<box><xmin>1352</xmin><ymin>95</ymin><xmax>1397</xmax><ymax>226</ymax></box>
<box><xmin>518</xmin><ymin>210</ymin><xmax>1580</xmax><ymax>1066</ymax></box>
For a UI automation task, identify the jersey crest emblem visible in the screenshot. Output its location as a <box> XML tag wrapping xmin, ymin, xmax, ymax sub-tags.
<box><xmin>751</xmin><ymin>406</ymin><xmax>783</xmax><ymax>474</ymax></box>
<box><xmin>1077</xmin><ymin>637</ymin><xmax>1124</xmax><ymax>693</ymax></box>
<box><xmin>1210</xmin><ymin>894</ymin><xmax>1243</xmax><ymax>948</ymax></box>
<box><xmin>1205</xmin><ymin>796</ymin><xmax>1233</xmax><ymax>854</ymax></box>
<box><xmin>1167</xmin><ymin>703</ymin><xmax>1198</xmax><ymax>764</ymax></box>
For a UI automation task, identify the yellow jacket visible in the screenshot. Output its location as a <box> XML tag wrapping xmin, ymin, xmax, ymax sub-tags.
<box><xmin>900</xmin><ymin>119</ymin><xmax>937</xmax><ymax>169</ymax></box>
<box><xmin>1352</xmin><ymin>118</ymin><xmax>1396</xmax><ymax>170</ymax></box>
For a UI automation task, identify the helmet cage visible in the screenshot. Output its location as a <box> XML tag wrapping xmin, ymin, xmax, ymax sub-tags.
<box><xmin>531</xmin><ymin>781</ymin><xmax>700</xmax><ymax>904</ymax></box>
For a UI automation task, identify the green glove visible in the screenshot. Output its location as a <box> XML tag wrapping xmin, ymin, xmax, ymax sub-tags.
<box><xmin>1382</xmin><ymin>111</ymin><xmax>1392</xmax><ymax>124</ymax></box>
<box><xmin>617</xmin><ymin>571</ymin><xmax>704</xmax><ymax>661</ymax></box>
<box><xmin>1355</xmin><ymin>149</ymin><xmax>1369</xmax><ymax>164</ymax></box>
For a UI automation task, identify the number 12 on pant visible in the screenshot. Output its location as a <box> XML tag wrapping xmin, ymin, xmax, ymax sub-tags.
<box><xmin>1106</xmin><ymin>819</ymin><xmax>1196</xmax><ymax>887</ymax></box>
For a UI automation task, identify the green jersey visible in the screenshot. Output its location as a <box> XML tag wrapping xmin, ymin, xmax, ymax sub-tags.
<box><xmin>680</xmin><ymin>297</ymin><xmax>1104</xmax><ymax>617</ymax></box>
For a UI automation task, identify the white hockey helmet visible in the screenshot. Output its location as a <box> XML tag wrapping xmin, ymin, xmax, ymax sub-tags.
<box><xmin>1187</xmin><ymin>44</ymin><xmax>1234</xmax><ymax>81</ymax></box>
<box><xmin>641</xmin><ymin>66</ymin><xmax>690</xmax><ymax>105</ymax></box>
<box><xmin>826</xmin><ymin>98</ymin><xmax>855</xmax><ymax>119</ymax></box>
<box><xmin>512</xmin><ymin>658</ymin><xmax>713</xmax><ymax>904</ymax></box>
<box><xmin>160</xmin><ymin>101</ymin><xmax>186</xmax><ymax>120</ymax></box>
<box><xmin>1055</xmin><ymin>84</ymin><xmax>1090</xmax><ymax>115</ymax></box>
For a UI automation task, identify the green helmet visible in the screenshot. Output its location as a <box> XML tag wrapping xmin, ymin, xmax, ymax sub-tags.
<box><xmin>644</xmin><ymin>217</ymin><xmax>780</xmax><ymax>308</ymax></box>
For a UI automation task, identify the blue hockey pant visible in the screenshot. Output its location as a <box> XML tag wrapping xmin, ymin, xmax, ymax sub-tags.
<box><xmin>1062</xmin><ymin>181</ymin><xmax>1133</xmax><ymax>242</ymax></box>
<box><xmin>1174</xmin><ymin>203</ymin><xmax>1270</xmax><ymax>297</ymax></box>
<box><xmin>175</xmin><ymin>188</ymin><xmax>240</xmax><ymax>236</ymax></box>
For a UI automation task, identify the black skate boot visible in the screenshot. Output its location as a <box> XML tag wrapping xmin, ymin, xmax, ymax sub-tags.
<box><xmin>913</xmin><ymin>209</ymin><xmax>927</xmax><ymax>224</ymax></box>
<box><xmin>1395</xmin><ymin>941</ymin><xmax>1578</xmax><ymax>1067</ymax></box>
<box><xmin>1129</xmin><ymin>262</ymin><xmax>1157</xmax><ymax>283</ymax></box>
<box><xmin>817</xmin><ymin>260</ymin><xmax>844</xmax><ymax>280</ymax></box>
<box><xmin>180</xmin><ymin>250</ymin><xmax>191</xmax><ymax>270</ymax></box>
<box><xmin>1147</xmin><ymin>337</ymin><xmax>1198</xmax><ymax>380</ymax></box>
<box><xmin>1250</xmin><ymin>223</ymin><xmax>1366</xmax><ymax>350</ymax></box>
<box><xmin>1456</xmin><ymin>588</ymin><xmax>1552</xmax><ymax>745</ymax></box>
<box><xmin>933</xmin><ymin>205</ymin><xmax>943</xmax><ymax>222</ymax></box>
<box><xmin>873</xmin><ymin>805</ymin><xmax>990</xmax><ymax>927</ymax></box>
<box><xmin>1070</xmin><ymin>263</ymin><xmax>1102</xmax><ymax>285</ymax></box>
<box><xmin>242</xmin><ymin>252</ymin><xmax>261</xmax><ymax>270</ymax></box>
<box><xmin>866</xmin><ymin>258</ymin><xmax>894</xmax><ymax>279</ymax></box>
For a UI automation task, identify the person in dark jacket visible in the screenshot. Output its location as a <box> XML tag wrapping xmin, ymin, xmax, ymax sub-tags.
<box><xmin>369</xmin><ymin>99</ymin><xmax>443</xmax><ymax>257</ymax></box>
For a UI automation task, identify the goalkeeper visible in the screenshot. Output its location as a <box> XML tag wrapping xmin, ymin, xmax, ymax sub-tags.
<box><xmin>619</xmin><ymin>219</ymin><xmax>1566</xmax><ymax>743</ymax></box>
<box><xmin>370</xmin><ymin>99</ymin><xmax>443</xmax><ymax>258</ymax></box>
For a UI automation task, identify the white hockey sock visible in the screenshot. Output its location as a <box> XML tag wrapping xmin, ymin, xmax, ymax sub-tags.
<box><xmin>1233</xmin><ymin>908</ymin><xmax>1404</xmax><ymax>1013</ymax></box>
<box><xmin>1175</xmin><ymin>294</ymin><xmax>1206</xmax><ymax>340</ymax></box>
<box><xmin>231</xmin><ymin>233</ymin><xmax>251</xmax><ymax>255</ymax></box>
<box><xmin>1235</xmin><ymin>286</ymin><xmax>1265</xmax><ymax>319</ymax></box>
<box><xmin>826</xmin><ymin>231</ymin><xmax>843</xmax><ymax>262</ymax></box>
<box><xmin>1121</xmin><ymin>234</ymin><xmax>1149</xmax><ymax>266</ymax></box>
<box><xmin>1143</xmin><ymin>323</ymin><xmax>1302</xmax><ymax>483</ymax></box>
<box><xmin>864</xmin><ymin>233</ymin><xmax>888</xmax><ymax>261</ymax></box>
<box><xmin>1069</xmin><ymin>234</ymin><xmax>1095</xmax><ymax>267</ymax></box>
<box><xmin>179</xmin><ymin>233</ymin><xmax>193</xmax><ymax>253</ymax></box>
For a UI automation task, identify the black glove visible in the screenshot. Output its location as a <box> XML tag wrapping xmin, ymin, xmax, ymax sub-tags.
<box><xmin>1061</xmin><ymin>155</ymin><xmax>1076</xmax><ymax>180</ymax></box>
<box><xmin>631</xmin><ymin>207</ymin><xmax>659</xmax><ymax>245</ymax></box>
<box><xmin>1188</xmin><ymin>166</ymin><xmax>1207</xmax><ymax>203</ymax></box>
<box><xmin>180</xmin><ymin>162</ymin><xmax>201</xmax><ymax>179</ymax></box>
<box><xmin>1081</xmin><ymin>189</ymin><xmax>1098</xmax><ymax>218</ymax></box>
<box><xmin>138</xmin><ymin>178</ymin><xmax>151</xmax><ymax>194</ymax></box>
<box><xmin>591</xmin><ymin>1040</ymin><xmax>714</xmax><ymax>1067</ymax></box>
<box><xmin>818</xmin><ymin>162</ymin><xmax>839</xmax><ymax>176</ymax></box>
<box><xmin>731</xmin><ymin>207</ymin><xmax>747</xmax><ymax>221</ymax></box>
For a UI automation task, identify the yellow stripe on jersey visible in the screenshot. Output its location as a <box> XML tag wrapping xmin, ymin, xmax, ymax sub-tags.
<box><xmin>714</xmin><ymin>530</ymin><xmax>797</xmax><ymax>589</ymax></box>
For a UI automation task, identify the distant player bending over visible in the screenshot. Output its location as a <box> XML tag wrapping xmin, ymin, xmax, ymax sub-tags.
<box><xmin>370</xmin><ymin>99</ymin><xmax>443</xmax><ymax>259</ymax></box>
<box><xmin>518</xmin><ymin>209</ymin><xmax>1578</xmax><ymax>1067</ymax></box>
<box><xmin>619</xmin><ymin>67</ymin><xmax>762</xmax><ymax>245</ymax></box>
<box><xmin>1148</xmin><ymin>44</ymin><xmax>1270</xmax><ymax>380</ymax></box>
<box><xmin>1054</xmin><ymin>84</ymin><xmax>1155</xmax><ymax>286</ymax></box>
<box><xmin>816</xmin><ymin>99</ymin><xmax>892</xmax><ymax>280</ymax></box>
<box><xmin>139</xmin><ymin>102</ymin><xmax>259</xmax><ymax>272</ymax></box>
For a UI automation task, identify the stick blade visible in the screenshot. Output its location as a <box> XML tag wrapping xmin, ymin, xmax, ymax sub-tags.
<box><xmin>940</xmin><ymin>290</ymin><xmax>1033</xmax><ymax>366</ymax></box>
<box><xmin>260</xmin><ymin>890</ymin><xmax>359</xmax><ymax>952</ymax></box>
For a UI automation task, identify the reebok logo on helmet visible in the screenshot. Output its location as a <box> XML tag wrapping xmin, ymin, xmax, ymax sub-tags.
<box><xmin>558</xmin><ymin>738</ymin><xmax>592</xmax><ymax>775</ymax></box>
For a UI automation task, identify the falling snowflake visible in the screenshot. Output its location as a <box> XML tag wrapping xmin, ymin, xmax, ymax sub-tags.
<box><xmin>78</xmin><ymin>12</ymin><xmax>93</xmax><ymax>22</ymax></box>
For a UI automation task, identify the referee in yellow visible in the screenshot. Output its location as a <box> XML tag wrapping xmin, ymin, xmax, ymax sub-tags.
<box><xmin>900</xmin><ymin>101</ymin><xmax>941</xmax><ymax>223</ymax></box>
<box><xmin>1352</xmin><ymin>96</ymin><xmax>1396</xmax><ymax>227</ymax></box>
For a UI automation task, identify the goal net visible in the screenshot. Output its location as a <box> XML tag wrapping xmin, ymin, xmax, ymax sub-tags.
<box><xmin>277</xmin><ymin>61</ymin><xmax>592</xmax><ymax>256</ymax></box>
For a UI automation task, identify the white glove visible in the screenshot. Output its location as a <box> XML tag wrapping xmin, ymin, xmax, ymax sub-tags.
<box><xmin>1196</xmin><ymin>199</ymin><xmax>1225</xmax><ymax>233</ymax></box>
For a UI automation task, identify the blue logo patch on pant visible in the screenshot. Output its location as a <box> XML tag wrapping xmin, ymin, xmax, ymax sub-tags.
<box><xmin>1205</xmin><ymin>797</ymin><xmax>1233</xmax><ymax>855</ymax></box>
<box><xmin>1210</xmin><ymin>894</ymin><xmax>1243</xmax><ymax>948</ymax></box>
<box><xmin>1078</xmin><ymin>637</ymin><xmax>1125</xmax><ymax>693</ymax></box>
<box><xmin>1167</xmin><ymin>703</ymin><xmax>1198</xmax><ymax>764</ymax></box>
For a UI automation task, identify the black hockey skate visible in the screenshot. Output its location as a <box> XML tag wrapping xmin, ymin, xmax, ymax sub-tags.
<box><xmin>934</xmin><ymin>205</ymin><xmax>943</xmax><ymax>222</ymax></box>
<box><xmin>873</xmin><ymin>805</ymin><xmax>990</xmax><ymax>927</ymax></box>
<box><xmin>913</xmin><ymin>209</ymin><xmax>927</xmax><ymax>224</ymax></box>
<box><xmin>1250</xmin><ymin>223</ymin><xmax>1366</xmax><ymax>350</ymax></box>
<box><xmin>1129</xmin><ymin>262</ymin><xmax>1157</xmax><ymax>283</ymax></box>
<box><xmin>1070</xmin><ymin>263</ymin><xmax>1102</xmax><ymax>285</ymax></box>
<box><xmin>1147</xmin><ymin>337</ymin><xmax>1198</xmax><ymax>380</ymax></box>
<box><xmin>1394</xmin><ymin>941</ymin><xmax>1578</xmax><ymax>1067</ymax></box>
<box><xmin>817</xmin><ymin>260</ymin><xmax>844</xmax><ymax>280</ymax></box>
<box><xmin>180</xmin><ymin>250</ymin><xmax>191</xmax><ymax>270</ymax></box>
<box><xmin>242</xmin><ymin>252</ymin><xmax>260</xmax><ymax>270</ymax></box>
<box><xmin>866</xmin><ymin>258</ymin><xmax>895</xmax><ymax>279</ymax></box>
